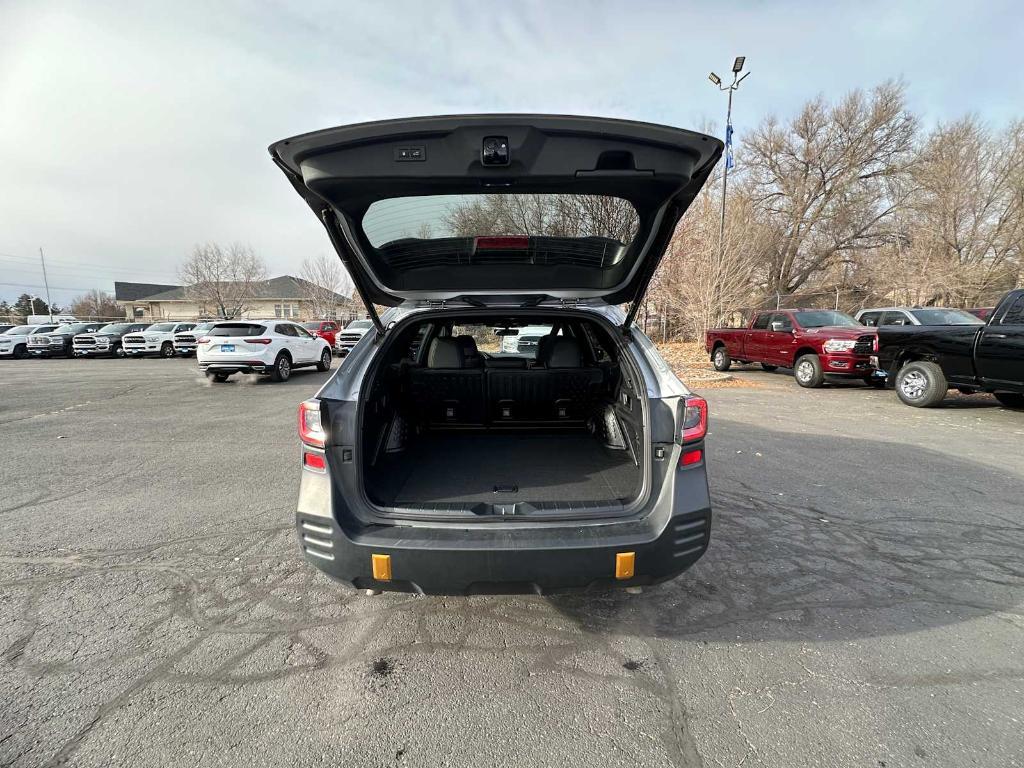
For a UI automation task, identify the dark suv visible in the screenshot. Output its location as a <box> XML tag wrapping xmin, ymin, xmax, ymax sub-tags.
<box><xmin>273</xmin><ymin>114</ymin><xmax>719</xmax><ymax>594</ymax></box>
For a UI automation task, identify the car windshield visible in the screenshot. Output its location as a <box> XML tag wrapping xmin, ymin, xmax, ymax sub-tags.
<box><xmin>33</xmin><ymin>326</ymin><xmax>57</xmax><ymax>334</ymax></box>
<box><xmin>56</xmin><ymin>324</ymin><xmax>95</xmax><ymax>334</ymax></box>
<box><xmin>207</xmin><ymin>324</ymin><xmax>266</xmax><ymax>337</ymax></box>
<box><xmin>793</xmin><ymin>311</ymin><xmax>860</xmax><ymax>328</ymax></box>
<box><xmin>346</xmin><ymin>320</ymin><xmax>372</xmax><ymax>330</ymax></box>
<box><xmin>98</xmin><ymin>324</ymin><xmax>134</xmax><ymax>333</ymax></box>
<box><xmin>301</xmin><ymin>322</ymin><xmax>323</xmax><ymax>330</ymax></box>
<box><xmin>148</xmin><ymin>323</ymin><xmax>177</xmax><ymax>332</ymax></box>
<box><xmin>910</xmin><ymin>309</ymin><xmax>984</xmax><ymax>325</ymax></box>
<box><xmin>6</xmin><ymin>325</ymin><xmax>37</xmax><ymax>334</ymax></box>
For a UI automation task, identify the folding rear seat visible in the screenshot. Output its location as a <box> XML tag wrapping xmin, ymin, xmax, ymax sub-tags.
<box><xmin>408</xmin><ymin>338</ymin><xmax>485</xmax><ymax>426</ymax></box>
<box><xmin>540</xmin><ymin>337</ymin><xmax>603</xmax><ymax>422</ymax></box>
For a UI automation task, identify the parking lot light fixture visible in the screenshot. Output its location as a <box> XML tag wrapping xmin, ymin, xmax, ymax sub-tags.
<box><xmin>708</xmin><ymin>72</ymin><xmax>722</xmax><ymax>86</ymax></box>
<box><xmin>732</xmin><ymin>56</ymin><xmax>745</xmax><ymax>73</ymax></box>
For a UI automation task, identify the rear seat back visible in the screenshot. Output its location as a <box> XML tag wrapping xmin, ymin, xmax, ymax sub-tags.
<box><xmin>488</xmin><ymin>337</ymin><xmax>602</xmax><ymax>424</ymax></box>
<box><xmin>408</xmin><ymin>338</ymin><xmax>485</xmax><ymax>425</ymax></box>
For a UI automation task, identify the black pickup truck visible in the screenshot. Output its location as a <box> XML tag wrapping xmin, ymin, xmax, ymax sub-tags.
<box><xmin>876</xmin><ymin>288</ymin><xmax>1024</xmax><ymax>408</ymax></box>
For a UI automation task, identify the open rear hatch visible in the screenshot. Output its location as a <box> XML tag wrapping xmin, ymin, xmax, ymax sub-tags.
<box><xmin>269</xmin><ymin>114</ymin><xmax>722</xmax><ymax>330</ymax></box>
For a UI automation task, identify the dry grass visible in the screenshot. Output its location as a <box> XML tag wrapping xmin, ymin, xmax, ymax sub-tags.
<box><xmin>656</xmin><ymin>340</ymin><xmax>763</xmax><ymax>389</ymax></box>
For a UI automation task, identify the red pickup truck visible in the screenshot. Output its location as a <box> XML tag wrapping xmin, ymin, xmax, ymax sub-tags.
<box><xmin>705</xmin><ymin>309</ymin><xmax>883</xmax><ymax>388</ymax></box>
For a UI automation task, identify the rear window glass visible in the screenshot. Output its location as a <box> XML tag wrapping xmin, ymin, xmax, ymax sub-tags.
<box><xmin>362</xmin><ymin>194</ymin><xmax>639</xmax><ymax>269</ymax></box>
<box><xmin>207</xmin><ymin>324</ymin><xmax>265</xmax><ymax>337</ymax></box>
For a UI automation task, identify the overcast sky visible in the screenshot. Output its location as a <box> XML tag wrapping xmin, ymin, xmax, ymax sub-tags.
<box><xmin>2</xmin><ymin>0</ymin><xmax>1022</xmax><ymax>306</ymax></box>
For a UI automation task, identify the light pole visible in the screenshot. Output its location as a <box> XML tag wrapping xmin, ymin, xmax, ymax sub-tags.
<box><xmin>708</xmin><ymin>57</ymin><xmax>750</xmax><ymax>260</ymax></box>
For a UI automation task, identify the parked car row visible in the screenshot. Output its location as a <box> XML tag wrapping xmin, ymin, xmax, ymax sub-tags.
<box><xmin>705</xmin><ymin>289</ymin><xmax>1024</xmax><ymax>409</ymax></box>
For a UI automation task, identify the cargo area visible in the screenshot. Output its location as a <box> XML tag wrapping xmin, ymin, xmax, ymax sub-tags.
<box><xmin>358</xmin><ymin>314</ymin><xmax>647</xmax><ymax>516</ymax></box>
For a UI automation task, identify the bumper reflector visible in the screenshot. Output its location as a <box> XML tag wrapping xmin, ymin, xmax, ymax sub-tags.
<box><xmin>681</xmin><ymin>448</ymin><xmax>703</xmax><ymax>467</ymax></box>
<box><xmin>615</xmin><ymin>552</ymin><xmax>635</xmax><ymax>580</ymax></box>
<box><xmin>371</xmin><ymin>553</ymin><xmax>392</xmax><ymax>581</ymax></box>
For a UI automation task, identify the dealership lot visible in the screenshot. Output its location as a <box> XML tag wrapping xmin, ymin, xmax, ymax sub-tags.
<box><xmin>1</xmin><ymin>358</ymin><xmax>1022</xmax><ymax>767</ymax></box>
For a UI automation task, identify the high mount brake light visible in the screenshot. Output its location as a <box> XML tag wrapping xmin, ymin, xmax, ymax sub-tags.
<box><xmin>474</xmin><ymin>235</ymin><xmax>529</xmax><ymax>250</ymax></box>
<box><xmin>680</xmin><ymin>397</ymin><xmax>708</xmax><ymax>444</ymax></box>
<box><xmin>298</xmin><ymin>400</ymin><xmax>326</xmax><ymax>448</ymax></box>
<box><xmin>245</xmin><ymin>338</ymin><xmax>272</xmax><ymax>344</ymax></box>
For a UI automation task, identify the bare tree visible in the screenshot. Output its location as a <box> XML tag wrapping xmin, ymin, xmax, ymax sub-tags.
<box><xmin>179</xmin><ymin>243</ymin><xmax>267</xmax><ymax>318</ymax></box>
<box><xmin>300</xmin><ymin>253</ymin><xmax>352</xmax><ymax>318</ymax></box>
<box><xmin>745</xmin><ymin>81</ymin><xmax>918</xmax><ymax>295</ymax></box>
<box><xmin>650</xmin><ymin>177</ymin><xmax>774</xmax><ymax>338</ymax></box>
<box><xmin>446</xmin><ymin>194</ymin><xmax>639</xmax><ymax>242</ymax></box>
<box><xmin>70</xmin><ymin>289</ymin><xmax>122</xmax><ymax>320</ymax></box>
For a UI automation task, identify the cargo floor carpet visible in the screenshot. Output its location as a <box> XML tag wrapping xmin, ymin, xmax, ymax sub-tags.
<box><xmin>371</xmin><ymin>433</ymin><xmax>638</xmax><ymax>505</ymax></box>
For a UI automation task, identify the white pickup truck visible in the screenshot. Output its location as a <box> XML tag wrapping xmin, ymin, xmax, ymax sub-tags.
<box><xmin>123</xmin><ymin>322</ymin><xmax>197</xmax><ymax>358</ymax></box>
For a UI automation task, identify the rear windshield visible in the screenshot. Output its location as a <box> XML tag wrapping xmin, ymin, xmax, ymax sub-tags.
<box><xmin>362</xmin><ymin>194</ymin><xmax>640</xmax><ymax>269</ymax></box>
<box><xmin>207</xmin><ymin>324</ymin><xmax>266</xmax><ymax>337</ymax></box>
<box><xmin>793</xmin><ymin>311</ymin><xmax>859</xmax><ymax>329</ymax></box>
<box><xmin>910</xmin><ymin>309</ymin><xmax>983</xmax><ymax>325</ymax></box>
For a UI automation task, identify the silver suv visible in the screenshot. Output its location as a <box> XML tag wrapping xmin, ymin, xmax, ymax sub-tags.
<box><xmin>272</xmin><ymin>114</ymin><xmax>718</xmax><ymax>594</ymax></box>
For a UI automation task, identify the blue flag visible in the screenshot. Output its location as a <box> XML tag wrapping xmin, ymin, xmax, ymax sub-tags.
<box><xmin>725</xmin><ymin>123</ymin><xmax>734</xmax><ymax>169</ymax></box>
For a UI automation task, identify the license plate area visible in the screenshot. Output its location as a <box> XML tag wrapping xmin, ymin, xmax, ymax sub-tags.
<box><xmin>221</xmin><ymin>344</ymin><xmax>235</xmax><ymax>352</ymax></box>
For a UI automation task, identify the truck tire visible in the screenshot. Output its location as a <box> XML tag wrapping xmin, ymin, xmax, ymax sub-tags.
<box><xmin>794</xmin><ymin>354</ymin><xmax>825</xmax><ymax>388</ymax></box>
<box><xmin>895</xmin><ymin>361</ymin><xmax>947</xmax><ymax>407</ymax></box>
<box><xmin>13</xmin><ymin>344</ymin><xmax>28</xmax><ymax>360</ymax></box>
<box><xmin>761</xmin><ymin>364</ymin><xmax>778</xmax><ymax>372</ymax></box>
<box><xmin>160</xmin><ymin>342</ymin><xmax>175</xmax><ymax>358</ymax></box>
<box><xmin>316</xmin><ymin>348</ymin><xmax>332</xmax><ymax>372</ymax></box>
<box><xmin>112</xmin><ymin>344</ymin><xmax>125</xmax><ymax>358</ymax></box>
<box><xmin>993</xmin><ymin>392</ymin><xmax>1024</xmax><ymax>409</ymax></box>
<box><xmin>712</xmin><ymin>346</ymin><xmax>731</xmax><ymax>371</ymax></box>
<box><xmin>270</xmin><ymin>352</ymin><xmax>291</xmax><ymax>382</ymax></box>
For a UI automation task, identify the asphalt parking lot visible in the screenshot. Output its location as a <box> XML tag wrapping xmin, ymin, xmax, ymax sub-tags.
<box><xmin>1</xmin><ymin>358</ymin><xmax>1022</xmax><ymax>767</ymax></box>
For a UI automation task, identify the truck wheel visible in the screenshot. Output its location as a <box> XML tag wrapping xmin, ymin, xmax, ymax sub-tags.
<box><xmin>316</xmin><ymin>348</ymin><xmax>332</xmax><ymax>372</ymax></box>
<box><xmin>712</xmin><ymin>346</ymin><xmax>731</xmax><ymax>371</ymax></box>
<box><xmin>794</xmin><ymin>354</ymin><xmax>825</xmax><ymax>388</ymax></box>
<box><xmin>761</xmin><ymin>363</ymin><xmax>778</xmax><ymax>372</ymax></box>
<box><xmin>13</xmin><ymin>344</ymin><xmax>28</xmax><ymax>360</ymax></box>
<box><xmin>113</xmin><ymin>345</ymin><xmax>125</xmax><ymax>358</ymax></box>
<box><xmin>160</xmin><ymin>342</ymin><xmax>175</xmax><ymax>358</ymax></box>
<box><xmin>270</xmin><ymin>353</ymin><xmax>291</xmax><ymax>382</ymax></box>
<box><xmin>895</xmin><ymin>361</ymin><xmax>947</xmax><ymax>407</ymax></box>
<box><xmin>993</xmin><ymin>392</ymin><xmax>1024</xmax><ymax>409</ymax></box>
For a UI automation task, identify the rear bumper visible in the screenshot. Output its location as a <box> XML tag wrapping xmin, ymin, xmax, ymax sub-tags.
<box><xmin>198</xmin><ymin>359</ymin><xmax>271</xmax><ymax>374</ymax></box>
<box><xmin>295</xmin><ymin>449</ymin><xmax>712</xmax><ymax>595</ymax></box>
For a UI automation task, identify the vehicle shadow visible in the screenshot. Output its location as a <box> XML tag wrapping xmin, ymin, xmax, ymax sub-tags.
<box><xmin>548</xmin><ymin>419</ymin><xmax>1024</xmax><ymax>643</ymax></box>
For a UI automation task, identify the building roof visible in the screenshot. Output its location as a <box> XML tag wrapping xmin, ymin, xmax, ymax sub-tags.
<box><xmin>114</xmin><ymin>281</ymin><xmax>181</xmax><ymax>301</ymax></box>
<box><xmin>133</xmin><ymin>275</ymin><xmax>351</xmax><ymax>303</ymax></box>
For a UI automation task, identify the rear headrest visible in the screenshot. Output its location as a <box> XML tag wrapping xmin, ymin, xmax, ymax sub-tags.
<box><xmin>454</xmin><ymin>335</ymin><xmax>482</xmax><ymax>366</ymax></box>
<box><xmin>427</xmin><ymin>337</ymin><xmax>465</xmax><ymax>368</ymax></box>
<box><xmin>536</xmin><ymin>334</ymin><xmax>557</xmax><ymax>364</ymax></box>
<box><xmin>485</xmin><ymin>357</ymin><xmax>528</xmax><ymax>369</ymax></box>
<box><xmin>543</xmin><ymin>337</ymin><xmax>583</xmax><ymax>368</ymax></box>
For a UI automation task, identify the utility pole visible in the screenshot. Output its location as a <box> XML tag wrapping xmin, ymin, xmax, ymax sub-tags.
<box><xmin>39</xmin><ymin>247</ymin><xmax>53</xmax><ymax>321</ymax></box>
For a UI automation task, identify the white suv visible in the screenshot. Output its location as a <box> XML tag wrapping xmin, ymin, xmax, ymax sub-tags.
<box><xmin>123</xmin><ymin>322</ymin><xmax>197</xmax><ymax>357</ymax></box>
<box><xmin>197</xmin><ymin>320</ymin><xmax>333</xmax><ymax>382</ymax></box>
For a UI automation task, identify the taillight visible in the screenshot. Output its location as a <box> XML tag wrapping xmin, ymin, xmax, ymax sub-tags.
<box><xmin>872</xmin><ymin>335</ymin><xmax>879</xmax><ymax>353</ymax></box>
<box><xmin>197</xmin><ymin>336</ymin><xmax>210</xmax><ymax>344</ymax></box>
<box><xmin>245</xmin><ymin>338</ymin><xmax>272</xmax><ymax>345</ymax></box>
<box><xmin>298</xmin><ymin>400</ymin><xmax>326</xmax><ymax>448</ymax></box>
<box><xmin>680</xmin><ymin>396</ymin><xmax>708</xmax><ymax>444</ymax></box>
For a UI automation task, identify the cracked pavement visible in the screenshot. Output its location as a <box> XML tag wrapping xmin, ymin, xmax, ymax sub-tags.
<box><xmin>1</xmin><ymin>358</ymin><xmax>1022</xmax><ymax>767</ymax></box>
